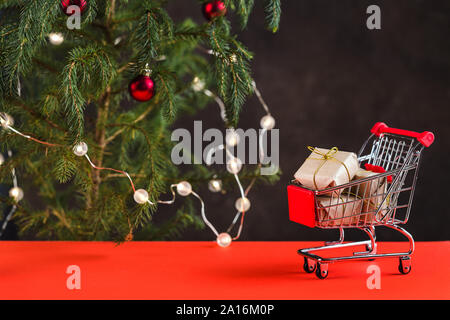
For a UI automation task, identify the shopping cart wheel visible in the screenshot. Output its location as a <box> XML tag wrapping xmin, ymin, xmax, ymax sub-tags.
<box><xmin>315</xmin><ymin>263</ymin><xmax>328</xmax><ymax>279</ymax></box>
<box><xmin>398</xmin><ymin>256</ymin><xmax>412</xmax><ymax>275</ymax></box>
<box><xmin>303</xmin><ymin>257</ymin><xmax>316</xmax><ymax>273</ymax></box>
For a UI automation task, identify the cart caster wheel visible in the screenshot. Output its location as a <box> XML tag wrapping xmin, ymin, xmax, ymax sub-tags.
<box><xmin>315</xmin><ymin>263</ymin><xmax>328</xmax><ymax>279</ymax></box>
<box><xmin>303</xmin><ymin>257</ymin><xmax>316</xmax><ymax>273</ymax></box>
<box><xmin>398</xmin><ymin>256</ymin><xmax>411</xmax><ymax>274</ymax></box>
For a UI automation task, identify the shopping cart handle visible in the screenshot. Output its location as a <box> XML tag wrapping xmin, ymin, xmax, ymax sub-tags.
<box><xmin>371</xmin><ymin>122</ymin><xmax>435</xmax><ymax>147</ymax></box>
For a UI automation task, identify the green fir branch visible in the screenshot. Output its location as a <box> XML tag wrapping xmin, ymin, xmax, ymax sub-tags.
<box><xmin>2</xmin><ymin>0</ymin><xmax>60</xmax><ymax>95</ymax></box>
<box><xmin>264</xmin><ymin>0</ymin><xmax>281</xmax><ymax>33</ymax></box>
<box><xmin>0</xmin><ymin>0</ymin><xmax>281</xmax><ymax>241</ymax></box>
<box><xmin>61</xmin><ymin>46</ymin><xmax>114</xmax><ymax>143</ymax></box>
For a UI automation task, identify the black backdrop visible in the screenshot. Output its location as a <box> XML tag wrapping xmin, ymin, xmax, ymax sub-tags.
<box><xmin>167</xmin><ymin>0</ymin><xmax>450</xmax><ymax>242</ymax></box>
<box><xmin>2</xmin><ymin>1</ymin><xmax>449</xmax><ymax>241</ymax></box>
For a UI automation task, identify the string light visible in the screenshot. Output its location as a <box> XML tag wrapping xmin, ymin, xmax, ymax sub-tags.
<box><xmin>216</xmin><ymin>232</ymin><xmax>232</xmax><ymax>247</ymax></box>
<box><xmin>1</xmin><ymin>152</ymin><xmax>18</xmax><ymax>237</ymax></box>
<box><xmin>73</xmin><ymin>142</ymin><xmax>88</xmax><ymax>157</ymax></box>
<box><xmin>208</xmin><ymin>179</ymin><xmax>222</xmax><ymax>193</ymax></box>
<box><xmin>113</xmin><ymin>36</ymin><xmax>123</xmax><ymax>46</ymax></box>
<box><xmin>0</xmin><ymin>154</ymin><xmax>4</xmax><ymax>166</ymax></box>
<box><xmin>9</xmin><ymin>187</ymin><xmax>24</xmax><ymax>202</ymax></box>
<box><xmin>235</xmin><ymin>197</ymin><xmax>251</xmax><ymax>212</ymax></box>
<box><xmin>192</xmin><ymin>77</ymin><xmax>205</xmax><ymax>92</ymax></box>
<box><xmin>0</xmin><ymin>113</ymin><xmax>14</xmax><ymax>128</ymax></box>
<box><xmin>0</xmin><ymin>83</ymin><xmax>20</xmax><ymax>238</ymax></box>
<box><xmin>225</xmin><ymin>129</ymin><xmax>240</xmax><ymax>147</ymax></box>
<box><xmin>0</xmin><ymin>73</ymin><xmax>274</xmax><ymax>246</ymax></box>
<box><xmin>176</xmin><ymin>181</ymin><xmax>192</xmax><ymax>197</ymax></box>
<box><xmin>189</xmin><ymin>69</ymin><xmax>275</xmax><ymax>246</ymax></box>
<box><xmin>133</xmin><ymin>189</ymin><xmax>149</xmax><ymax>204</ymax></box>
<box><xmin>226</xmin><ymin>156</ymin><xmax>243</xmax><ymax>174</ymax></box>
<box><xmin>48</xmin><ymin>32</ymin><xmax>64</xmax><ymax>45</ymax></box>
<box><xmin>1</xmin><ymin>151</ymin><xmax>19</xmax><ymax>238</ymax></box>
<box><xmin>260</xmin><ymin>114</ymin><xmax>276</xmax><ymax>130</ymax></box>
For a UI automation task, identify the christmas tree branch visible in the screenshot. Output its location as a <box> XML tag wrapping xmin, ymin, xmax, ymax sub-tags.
<box><xmin>264</xmin><ymin>0</ymin><xmax>282</xmax><ymax>33</ymax></box>
<box><xmin>91</xmin><ymin>86</ymin><xmax>112</xmax><ymax>203</ymax></box>
<box><xmin>32</xmin><ymin>57</ymin><xmax>59</xmax><ymax>74</ymax></box>
<box><xmin>106</xmin><ymin>0</ymin><xmax>117</xmax><ymax>28</ymax></box>
<box><xmin>2</xmin><ymin>0</ymin><xmax>59</xmax><ymax>95</ymax></box>
<box><xmin>104</xmin><ymin>102</ymin><xmax>157</xmax><ymax>145</ymax></box>
<box><xmin>0</xmin><ymin>0</ymin><xmax>282</xmax><ymax>241</ymax></box>
<box><xmin>61</xmin><ymin>46</ymin><xmax>114</xmax><ymax>143</ymax></box>
<box><xmin>9</xmin><ymin>98</ymin><xmax>66</xmax><ymax>133</ymax></box>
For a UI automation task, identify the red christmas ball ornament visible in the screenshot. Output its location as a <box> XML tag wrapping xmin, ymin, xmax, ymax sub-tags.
<box><xmin>60</xmin><ymin>0</ymin><xmax>88</xmax><ymax>16</ymax></box>
<box><xmin>128</xmin><ymin>75</ymin><xmax>155</xmax><ymax>102</ymax></box>
<box><xmin>202</xmin><ymin>1</ymin><xmax>227</xmax><ymax>21</ymax></box>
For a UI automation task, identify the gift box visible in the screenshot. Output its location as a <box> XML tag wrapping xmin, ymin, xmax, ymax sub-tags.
<box><xmin>294</xmin><ymin>147</ymin><xmax>359</xmax><ymax>190</ymax></box>
<box><xmin>352</xmin><ymin>168</ymin><xmax>386</xmax><ymax>199</ymax></box>
<box><xmin>316</xmin><ymin>194</ymin><xmax>363</xmax><ymax>227</ymax></box>
<box><xmin>351</xmin><ymin>168</ymin><xmax>390</xmax><ymax>225</ymax></box>
<box><xmin>362</xmin><ymin>182</ymin><xmax>390</xmax><ymax>225</ymax></box>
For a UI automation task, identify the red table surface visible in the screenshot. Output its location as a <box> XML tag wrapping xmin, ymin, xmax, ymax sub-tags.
<box><xmin>0</xmin><ymin>241</ymin><xmax>448</xmax><ymax>300</ymax></box>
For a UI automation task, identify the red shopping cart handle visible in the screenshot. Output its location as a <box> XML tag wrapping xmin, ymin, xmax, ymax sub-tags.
<box><xmin>371</xmin><ymin>122</ymin><xmax>435</xmax><ymax>147</ymax></box>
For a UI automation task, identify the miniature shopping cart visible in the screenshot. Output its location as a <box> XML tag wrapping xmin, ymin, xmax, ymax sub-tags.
<box><xmin>287</xmin><ymin>122</ymin><xmax>434</xmax><ymax>279</ymax></box>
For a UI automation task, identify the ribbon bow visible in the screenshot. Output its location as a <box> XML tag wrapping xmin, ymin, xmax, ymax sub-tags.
<box><xmin>307</xmin><ymin>146</ymin><xmax>339</xmax><ymax>160</ymax></box>
<box><xmin>306</xmin><ymin>146</ymin><xmax>351</xmax><ymax>190</ymax></box>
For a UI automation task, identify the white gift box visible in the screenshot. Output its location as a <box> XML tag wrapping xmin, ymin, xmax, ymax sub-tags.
<box><xmin>294</xmin><ymin>147</ymin><xmax>359</xmax><ymax>190</ymax></box>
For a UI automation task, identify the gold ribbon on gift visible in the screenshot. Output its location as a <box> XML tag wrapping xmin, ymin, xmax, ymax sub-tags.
<box><xmin>306</xmin><ymin>146</ymin><xmax>351</xmax><ymax>190</ymax></box>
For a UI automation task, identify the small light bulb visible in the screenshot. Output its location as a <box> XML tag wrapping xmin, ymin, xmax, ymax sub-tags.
<box><xmin>235</xmin><ymin>197</ymin><xmax>251</xmax><ymax>212</ymax></box>
<box><xmin>230</xmin><ymin>54</ymin><xmax>237</xmax><ymax>63</ymax></box>
<box><xmin>73</xmin><ymin>142</ymin><xmax>88</xmax><ymax>157</ymax></box>
<box><xmin>225</xmin><ymin>130</ymin><xmax>240</xmax><ymax>147</ymax></box>
<box><xmin>114</xmin><ymin>36</ymin><xmax>123</xmax><ymax>45</ymax></box>
<box><xmin>192</xmin><ymin>77</ymin><xmax>205</xmax><ymax>92</ymax></box>
<box><xmin>0</xmin><ymin>113</ymin><xmax>14</xmax><ymax>128</ymax></box>
<box><xmin>177</xmin><ymin>181</ymin><xmax>192</xmax><ymax>197</ymax></box>
<box><xmin>48</xmin><ymin>32</ymin><xmax>64</xmax><ymax>45</ymax></box>
<box><xmin>133</xmin><ymin>189</ymin><xmax>149</xmax><ymax>204</ymax></box>
<box><xmin>217</xmin><ymin>232</ymin><xmax>232</xmax><ymax>247</ymax></box>
<box><xmin>0</xmin><ymin>154</ymin><xmax>4</xmax><ymax>166</ymax></box>
<box><xmin>226</xmin><ymin>157</ymin><xmax>242</xmax><ymax>174</ymax></box>
<box><xmin>260</xmin><ymin>115</ymin><xmax>276</xmax><ymax>130</ymax></box>
<box><xmin>9</xmin><ymin>187</ymin><xmax>24</xmax><ymax>202</ymax></box>
<box><xmin>208</xmin><ymin>179</ymin><xmax>222</xmax><ymax>193</ymax></box>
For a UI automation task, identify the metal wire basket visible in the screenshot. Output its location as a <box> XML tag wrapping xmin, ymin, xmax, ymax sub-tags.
<box><xmin>287</xmin><ymin>122</ymin><xmax>435</xmax><ymax>279</ymax></box>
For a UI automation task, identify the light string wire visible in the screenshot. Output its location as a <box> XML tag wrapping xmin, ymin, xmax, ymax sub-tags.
<box><xmin>0</xmin><ymin>113</ymin><xmax>214</xmax><ymax>239</ymax></box>
<box><xmin>252</xmin><ymin>81</ymin><xmax>271</xmax><ymax>114</ymax></box>
<box><xmin>191</xmin><ymin>190</ymin><xmax>219</xmax><ymax>237</ymax></box>
<box><xmin>83</xmin><ymin>154</ymin><xmax>137</xmax><ymax>194</ymax></box>
<box><xmin>0</xmin><ymin>75</ymin><xmax>274</xmax><ymax>245</ymax></box>
<box><xmin>0</xmin><ymin>114</ymin><xmax>181</xmax><ymax>234</ymax></box>
<box><xmin>156</xmin><ymin>184</ymin><xmax>177</xmax><ymax>205</ymax></box>
<box><xmin>0</xmin><ymin>150</ymin><xmax>18</xmax><ymax>237</ymax></box>
<box><xmin>190</xmin><ymin>73</ymin><xmax>274</xmax><ymax>242</ymax></box>
<box><xmin>0</xmin><ymin>77</ymin><xmax>21</xmax><ymax>238</ymax></box>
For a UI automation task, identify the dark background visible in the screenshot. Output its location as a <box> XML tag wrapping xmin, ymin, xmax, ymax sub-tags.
<box><xmin>2</xmin><ymin>1</ymin><xmax>449</xmax><ymax>241</ymax></box>
<box><xmin>169</xmin><ymin>0</ymin><xmax>450</xmax><ymax>242</ymax></box>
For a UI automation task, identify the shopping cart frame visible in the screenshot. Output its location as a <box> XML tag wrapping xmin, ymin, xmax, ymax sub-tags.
<box><xmin>288</xmin><ymin>122</ymin><xmax>434</xmax><ymax>279</ymax></box>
